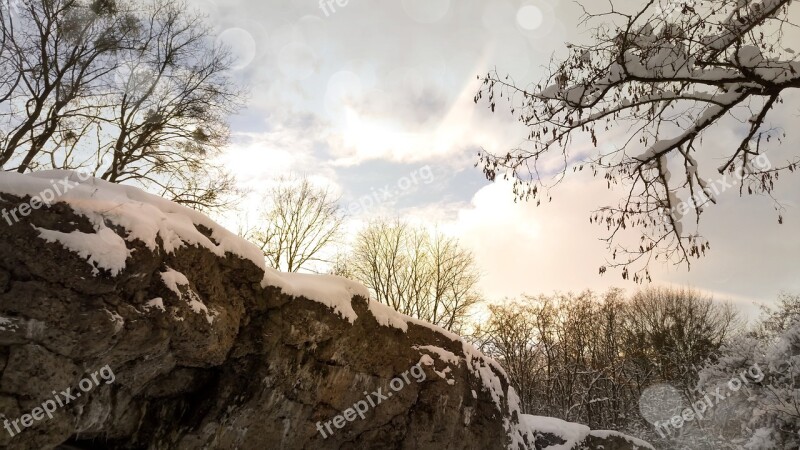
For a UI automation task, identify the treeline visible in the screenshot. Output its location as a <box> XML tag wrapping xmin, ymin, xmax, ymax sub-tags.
<box><xmin>472</xmin><ymin>289</ymin><xmax>800</xmax><ymax>449</ymax></box>
<box><xmin>472</xmin><ymin>288</ymin><xmax>739</xmax><ymax>444</ymax></box>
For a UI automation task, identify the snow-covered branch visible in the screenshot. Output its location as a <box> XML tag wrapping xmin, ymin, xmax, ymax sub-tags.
<box><xmin>476</xmin><ymin>0</ymin><xmax>799</xmax><ymax>280</ymax></box>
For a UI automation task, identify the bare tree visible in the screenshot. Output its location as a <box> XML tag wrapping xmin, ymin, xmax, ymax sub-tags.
<box><xmin>624</xmin><ymin>287</ymin><xmax>740</xmax><ymax>394</ymax></box>
<box><xmin>476</xmin><ymin>0</ymin><xmax>799</xmax><ymax>281</ymax></box>
<box><xmin>95</xmin><ymin>0</ymin><xmax>244</xmax><ymax>210</ymax></box>
<box><xmin>476</xmin><ymin>301</ymin><xmax>543</xmax><ymax>413</ymax></box>
<box><xmin>0</xmin><ymin>0</ymin><xmax>245</xmax><ymax>211</ymax></box>
<box><xmin>753</xmin><ymin>291</ymin><xmax>800</xmax><ymax>339</ymax></box>
<box><xmin>246</xmin><ymin>176</ymin><xmax>344</xmax><ymax>273</ymax></box>
<box><xmin>0</xmin><ymin>0</ymin><xmax>133</xmax><ymax>171</ymax></box>
<box><xmin>342</xmin><ymin>219</ymin><xmax>481</xmax><ymax>333</ymax></box>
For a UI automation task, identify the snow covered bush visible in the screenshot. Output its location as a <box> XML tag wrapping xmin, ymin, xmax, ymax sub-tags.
<box><xmin>695</xmin><ymin>294</ymin><xmax>800</xmax><ymax>449</ymax></box>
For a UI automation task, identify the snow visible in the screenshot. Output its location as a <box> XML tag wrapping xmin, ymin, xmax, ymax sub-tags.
<box><xmin>143</xmin><ymin>298</ymin><xmax>166</xmax><ymax>312</ymax></box>
<box><xmin>414</xmin><ymin>345</ymin><xmax>461</xmax><ymax>366</ymax></box>
<box><xmin>436</xmin><ymin>367</ymin><xmax>455</xmax><ymax>385</ymax></box>
<box><xmin>0</xmin><ymin>170</ymin><xmax>265</xmax><ymax>270</ymax></box>
<box><xmin>34</xmin><ymin>226</ymin><xmax>131</xmax><ymax>276</ymax></box>
<box><xmin>367</xmin><ymin>298</ymin><xmax>410</xmax><ymax>330</ymax></box>
<box><xmin>418</xmin><ymin>353</ymin><xmax>456</xmax><ymax>385</ymax></box>
<box><xmin>362</xmin><ymin>297</ymin><xmax>514</xmax><ymax>413</ymax></box>
<box><xmin>160</xmin><ymin>268</ymin><xmax>217</xmax><ymax>324</ymax></box>
<box><xmin>0</xmin><ymin>316</ymin><xmax>17</xmax><ymax>332</ymax></box>
<box><xmin>518</xmin><ymin>415</ymin><xmax>591</xmax><ymax>450</ymax></box>
<box><xmin>105</xmin><ymin>309</ymin><xmax>125</xmax><ymax>333</ymax></box>
<box><xmin>703</xmin><ymin>0</ymin><xmax>787</xmax><ymax>52</ymax></box>
<box><xmin>263</xmin><ymin>269</ymin><xmax>366</xmax><ymax>323</ymax></box>
<box><xmin>0</xmin><ymin>171</ymin><xmax>368</xmax><ymax>325</ymax></box>
<box><xmin>515</xmin><ymin>415</ymin><xmax>655</xmax><ymax>450</ymax></box>
<box><xmin>418</xmin><ymin>354</ymin><xmax>435</xmax><ymax>366</ymax></box>
<box><xmin>466</xmin><ymin>349</ymin><xmax>507</xmax><ymax>407</ymax></box>
<box><xmin>590</xmin><ymin>430</ymin><xmax>654</xmax><ymax>449</ymax></box>
<box><xmin>160</xmin><ymin>268</ymin><xmax>191</xmax><ymax>295</ymax></box>
<box><xmin>736</xmin><ymin>45</ymin><xmax>764</xmax><ymax>67</ymax></box>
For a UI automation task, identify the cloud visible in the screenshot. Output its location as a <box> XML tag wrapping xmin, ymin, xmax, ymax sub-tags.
<box><xmin>205</xmin><ymin>0</ymin><xmax>800</xmax><ymax>317</ymax></box>
<box><xmin>424</xmin><ymin>166</ymin><xmax>800</xmax><ymax>315</ymax></box>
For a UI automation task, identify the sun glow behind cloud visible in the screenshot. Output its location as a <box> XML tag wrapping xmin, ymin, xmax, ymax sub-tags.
<box><xmin>202</xmin><ymin>0</ymin><xmax>800</xmax><ymax>314</ymax></box>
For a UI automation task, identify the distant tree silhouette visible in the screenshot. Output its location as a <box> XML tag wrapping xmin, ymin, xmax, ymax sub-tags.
<box><xmin>336</xmin><ymin>219</ymin><xmax>481</xmax><ymax>333</ymax></box>
<box><xmin>246</xmin><ymin>176</ymin><xmax>343</xmax><ymax>273</ymax></box>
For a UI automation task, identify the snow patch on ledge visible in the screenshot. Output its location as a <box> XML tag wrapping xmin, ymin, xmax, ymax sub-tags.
<box><xmin>589</xmin><ymin>430</ymin><xmax>654</xmax><ymax>449</ymax></box>
<box><xmin>160</xmin><ymin>268</ymin><xmax>217</xmax><ymax>324</ymax></box>
<box><xmin>514</xmin><ymin>416</ymin><xmax>655</xmax><ymax>450</ymax></box>
<box><xmin>143</xmin><ymin>298</ymin><xmax>165</xmax><ymax>312</ymax></box>
<box><xmin>518</xmin><ymin>415</ymin><xmax>591</xmax><ymax>450</ymax></box>
<box><xmin>368</xmin><ymin>299</ymin><xmax>409</xmax><ymax>330</ymax></box>
<box><xmin>0</xmin><ymin>316</ymin><xmax>17</xmax><ymax>332</ymax></box>
<box><xmin>262</xmin><ymin>269</ymin><xmax>366</xmax><ymax>323</ymax></box>
<box><xmin>418</xmin><ymin>354</ymin><xmax>456</xmax><ymax>385</ymax></box>
<box><xmin>34</xmin><ymin>226</ymin><xmax>131</xmax><ymax>276</ymax></box>
<box><xmin>414</xmin><ymin>345</ymin><xmax>460</xmax><ymax>366</ymax></box>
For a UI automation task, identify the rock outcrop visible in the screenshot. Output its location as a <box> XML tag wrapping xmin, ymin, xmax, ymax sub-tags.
<box><xmin>0</xmin><ymin>172</ymin><xmax>652</xmax><ymax>450</ymax></box>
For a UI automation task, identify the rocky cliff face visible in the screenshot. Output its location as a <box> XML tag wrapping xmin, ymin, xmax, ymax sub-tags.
<box><xmin>0</xmin><ymin>172</ymin><xmax>652</xmax><ymax>450</ymax></box>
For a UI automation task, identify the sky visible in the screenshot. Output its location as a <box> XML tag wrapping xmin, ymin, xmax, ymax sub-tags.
<box><xmin>195</xmin><ymin>0</ymin><xmax>800</xmax><ymax>319</ymax></box>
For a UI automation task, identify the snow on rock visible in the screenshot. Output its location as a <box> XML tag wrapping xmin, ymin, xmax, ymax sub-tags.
<box><xmin>0</xmin><ymin>171</ymin><xmax>367</xmax><ymax>322</ymax></box>
<box><xmin>0</xmin><ymin>316</ymin><xmax>17</xmax><ymax>332</ymax></box>
<box><xmin>105</xmin><ymin>309</ymin><xmax>125</xmax><ymax>333</ymax></box>
<box><xmin>263</xmin><ymin>269</ymin><xmax>365</xmax><ymax>323</ymax></box>
<box><xmin>513</xmin><ymin>415</ymin><xmax>655</xmax><ymax>450</ymax></box>
<box><xmin>2</xmin><ymin>171</ymin><xmax>654</xmax><ymax>449</ymax></box>
<box><xmin>143</xmin><ymin>298</ymin><xmax>166</xmax><ymax>312</ymax></box>
<box><xmin>518</xmin><ymin>415</ymin><xmax>591</xmax><ymax>450</ymax></box>
<box><xmin>418</xmin><ymin>353</ymin><xmax>456</xmax><ymax>385</ymax></box>
<box><xmin>368</xmin><ymin>298</ymin><xmax>409</xmax><ymax>330</ymax></box>
<box><xmin>0</xmin><ymin>170</ymin><xmax>265</xmax><ymax>271</ymax></box>
<box><xmin>160</xmin><ymin>268</ymin><xmax>217</xmax><ymax>324</ymax></box>
<box><xmin>418</xmin><ymin>354</ymin><xmax>435</xmax><ymax>367</ymax></box>
<box><xmin>361</xmin><ymin>296</ymin><xmax>515</xmax><ymax>416</ymax></box>
<box><xmin>414</xmin><ymin>345</ymin><xmax>461</xmax><ymax>366</ymax></box>
<box><xmin>34</xmin><ymin>226</ymin><xmax>131</xmax><ymax>276</ymax></box>
<box><xmin>465</xmin><ymin>346</ymin><xmax>508</xmax><ymax>409</ymax></box>
<box><xmin>160</xmin><ymin>268</ymin><xmax>192</xmax><ymax>295</ymax></box>
<box><xmin>589</xmin><ymin>430</ymin><xmax>655</xmax><ymax>449</ymax></box>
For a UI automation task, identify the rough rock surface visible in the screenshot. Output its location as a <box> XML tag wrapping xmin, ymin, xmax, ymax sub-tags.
<box><xmin>0</xmin><ymin>173</ymin><xmax>652</xmax><ymax>450</ymax></box>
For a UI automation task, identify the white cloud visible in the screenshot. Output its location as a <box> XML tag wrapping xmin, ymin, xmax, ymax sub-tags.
<box><xmin>426</xmin><ymin>171</ymin><xmax>800</xmax><ymax>318</ymax></box>
<box><xmin>202</xmin><ymin>0</ymin><xmax>800</xmax><ymax>316</ymax></box>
